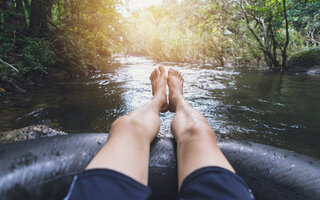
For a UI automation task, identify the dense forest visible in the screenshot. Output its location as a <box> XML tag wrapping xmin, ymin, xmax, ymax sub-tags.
<box><xmin>0</xmin><ymin>0</ymin><xmax>124</xmax><ymax>92</ymax></box>
<box><xmin>126</xmin><ymin>0</ymin><xmax>319</xmax><ymax>67</ymax></box>
<box><xmin>0</xmin><ymin>0</ymin><xmax>319</xmax><ymax>93</ymax></box>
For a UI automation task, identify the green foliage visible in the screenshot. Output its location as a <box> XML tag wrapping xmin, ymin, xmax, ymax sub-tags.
<box><xmin>124</xmin><ymin>0</ymin><xmax>319</xmax><ymax>68</ymax></box>
<box><xmin>20</xmin><ymin>38</ymin><xmax>56</xmax><ymax>75</ymax></box>
<box><xmin>233</xmin><ymin>0</ymin><xmax>294</xmax><ymax>69</ymax></box>
<box><xmin>0</xmin><ymin>0</ymin><xmax>319</xmax><ymax>93</ymax></box>
<box><xmin>125</xmin><ymin>0</ymin><xmax>262</xmax><ymax>65</ymax></box>
<box><xmin>288</xmin><ymin>0</ymin><xmax>320</xmax><ymax>47</ymax></box>
<box><xmin>0</xmin><ymin>42</ymin><xmax>16</xmax><ymax>58</ymax></box>
<box><xmin>50</xmin><ymin>0</ymin><xmax>124</xmax><ymax>70</ymax></box>
<box><xmin>0</xmin><ymin>0</ymin><xmax>124</xmax><ymax>91</ymax></box>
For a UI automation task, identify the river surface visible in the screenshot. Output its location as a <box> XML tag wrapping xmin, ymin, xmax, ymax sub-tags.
<box><xmin>1</xmin><ymin>56</ymin><xmax>320</xmax><ymax>158</ymax></box>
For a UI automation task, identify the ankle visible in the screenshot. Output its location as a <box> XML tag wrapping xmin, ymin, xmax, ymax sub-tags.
<box><xmin>152</xmin><ymin>94</ymin><xmax>166</xmax><ymax>104</ymax></box>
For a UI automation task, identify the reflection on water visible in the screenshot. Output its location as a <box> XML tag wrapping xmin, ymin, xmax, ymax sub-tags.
<box><xmin>0</xmin><ymin>56</ymin><xmax>320</xmax><ymax>157</ymax></box>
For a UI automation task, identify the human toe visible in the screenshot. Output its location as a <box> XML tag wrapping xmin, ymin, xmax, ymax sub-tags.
<box><xmin>158</xmin><ymin>66</ymin><xmax>166</xmax><ymax>76</ymax></box>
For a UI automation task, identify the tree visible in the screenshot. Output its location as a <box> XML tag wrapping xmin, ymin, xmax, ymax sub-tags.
<box><xmin>237</xmin><ymin>0</ymin><xmax>289</xmax><ymax>70</ymax></box>
<box><xmin>288</xmin><ymin>0</ymin><xmax>320</xmax><ymax>47</ymax></box>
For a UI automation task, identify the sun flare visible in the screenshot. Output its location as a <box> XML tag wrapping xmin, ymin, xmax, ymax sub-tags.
<box><xmin>126</xmin><ymin>0</ymin><xmax>163</xmax><ymax>11</ymax></box>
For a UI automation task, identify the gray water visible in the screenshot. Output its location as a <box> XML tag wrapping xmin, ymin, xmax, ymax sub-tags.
<box><xmin>1</xmin><ymin>56</ymin><xmax>320</xmax><ymax>157</ymax></box>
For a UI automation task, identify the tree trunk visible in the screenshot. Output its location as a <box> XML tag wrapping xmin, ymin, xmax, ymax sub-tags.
<box><xmin>282</xmin><ymin>0</ymin><xmax>289</xmax><ymax>70</ymax></box>
<box><xmin>0</xmin><ymin>1</ymin><xmax>6</xmax><ymax>32</ymax></box>
<box><xmin>1</xmin><ymin>0</ymin><xmax>16</xmax><ymax>37</ymax></box>
<box><xmin>29</xmin><ymin>0</ymin><xmax>54</xmax><ymax>36</ymax></box>
<box><xmin>264</xmin><ymin>52</ymin><xmax>273</xmax><ymax>68</ymax></box>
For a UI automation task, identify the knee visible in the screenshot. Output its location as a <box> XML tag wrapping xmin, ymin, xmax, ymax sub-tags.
<box><xmin>110</xmin><ymin>116</ymin><xmax>146</xmax><ymax>137</ymax></box>
<box><xmin>177</xmin><ymin>122</ymin><xmax>216</xmax><ymax>145</ymax></box>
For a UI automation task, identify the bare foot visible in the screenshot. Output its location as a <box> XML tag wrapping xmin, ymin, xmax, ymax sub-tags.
<box><xmin>167</xmin><ymin>68</ymin><xmax>184</xmax><ymax>112</ymax></box>
<box><xmin>149</xmin><ymin>66</ymin><xmax>168</xmax><ymax>113</ymax></box>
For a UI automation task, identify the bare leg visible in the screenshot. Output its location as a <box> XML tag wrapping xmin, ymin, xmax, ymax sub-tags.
<box><xmin>86</xmin><ymin>66</ymin><xmax>168</xmax><ymax>186</ymax></box>
<box><xmin>168</xmin><ymin>68</ymin><xmax>235</xmax><ymax>189</ymax></box>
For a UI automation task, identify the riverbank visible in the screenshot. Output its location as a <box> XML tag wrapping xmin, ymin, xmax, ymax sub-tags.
<box><xmin>0</xmin><ymin>57</ymin><xmax>121</xmax><ymax>95</ymax></box>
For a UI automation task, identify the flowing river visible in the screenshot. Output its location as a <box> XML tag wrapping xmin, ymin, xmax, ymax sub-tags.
<box><xmin>1</xmin><ymin>56</ymin><xmax>320</xmax><ymax>158</ymax></box>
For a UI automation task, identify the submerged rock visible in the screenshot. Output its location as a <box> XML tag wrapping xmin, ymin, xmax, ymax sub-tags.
<box><xmin>0</xmin><ymin>74</ymin><xmax>26</xmax><ymax>94</ymax></box>
<box><xmin>288</xmin><ymin>47</ymin><xmax>320</xmax><ymax>72</ymax></box>
<box><xmin>306</xmin><ymin>66</ymin><xmax>320</xmax><ymax>76</ymax></box>
<box><xmin>0</xmin><ymin>125</ymin><xmax>68</xmax><ymax>144</ymax></box>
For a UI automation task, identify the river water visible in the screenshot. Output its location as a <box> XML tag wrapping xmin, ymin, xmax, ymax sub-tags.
<box><xmin>1</xmin><ymin>56</ymin><xmax>320</xmax><ymax>158</ymax></box>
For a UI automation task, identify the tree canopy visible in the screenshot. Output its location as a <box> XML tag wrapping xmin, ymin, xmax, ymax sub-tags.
<box><xmin>0</xmin><ymin>0</ymin><xmax>319</xmax><ymax>92</ymax></box>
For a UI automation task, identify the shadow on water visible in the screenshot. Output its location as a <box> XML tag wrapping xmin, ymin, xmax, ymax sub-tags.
<box><xmin>219</xmin><ymin>70</ymin><xmax>320</xmax><ymax>157</ymax></box>
<box><xmin>0</xmin><ymin>56</ymin><xmax>319</xmax><ymax>158</ymax></box>
<box><xmin>0</xmin><ymin>72</ymin><xmax>126</xmax><ymax>133</ymax></box>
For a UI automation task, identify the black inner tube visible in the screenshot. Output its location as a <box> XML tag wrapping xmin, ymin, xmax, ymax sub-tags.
<box><xmin>0</xmin><ymin>133</ymin><xmax>319</xmax><ymax>200</ymax></box>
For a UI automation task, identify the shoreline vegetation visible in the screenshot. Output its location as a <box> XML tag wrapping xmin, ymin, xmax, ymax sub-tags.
<box><xmin>1</xmin><ymin>0</ymin><xmax>319</xmax><ymax>94</ymax></box>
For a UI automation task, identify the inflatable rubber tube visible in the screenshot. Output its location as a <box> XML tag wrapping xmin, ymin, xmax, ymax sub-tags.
<box><xmin>0</xmin><ymin>133</ymin><xmax>319</xmax><ymax>200</ymax></box>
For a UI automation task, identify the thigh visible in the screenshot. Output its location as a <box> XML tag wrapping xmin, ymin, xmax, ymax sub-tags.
<box><xmin>179</xmin><ymin>166</ymin><xmax>254</xmax><ymax>200</ymax></box>
<box><xmin>65</xmin><ymin>169</ymin><xmax>152</xmax><ymax>200</ymax></box>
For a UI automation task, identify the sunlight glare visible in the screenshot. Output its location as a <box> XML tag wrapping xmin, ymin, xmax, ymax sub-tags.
<box><xmin>126</xmin><ymin>0</ymin><xmax>163</xmax><ymax>11</ymax></box>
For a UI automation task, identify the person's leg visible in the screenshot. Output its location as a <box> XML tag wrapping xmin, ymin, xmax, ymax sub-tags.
<box><xmin>86</xmin><ymin>66</ymin><xmax>168</xmax><ymax>186</ymax></box>
<box><xmin>167</xmin><ymin>68</ymin><xmax>235</xmax><ymax>189</ymax></box>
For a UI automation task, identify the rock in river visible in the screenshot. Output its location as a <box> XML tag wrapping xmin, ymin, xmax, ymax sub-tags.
<box><xmin>288</xmin><ymin>47</ymin><xmax>320</xmax><ymax>72</ymax></box>
<box><xmin>0</xmin><ymin>125</ymin><xmax>67</xmax><ymax>144</ymax></box>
